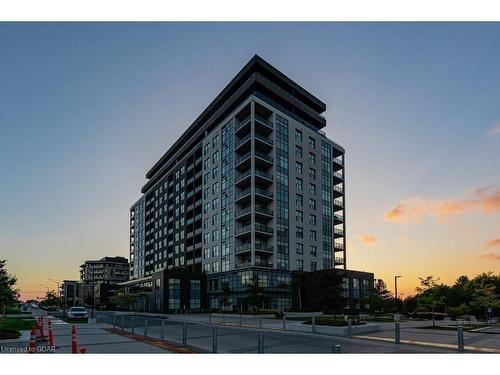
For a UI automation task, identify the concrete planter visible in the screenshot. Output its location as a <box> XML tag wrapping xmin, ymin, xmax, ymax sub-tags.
<box><xmin>289</xmin><ymin>322</ymin><xmax>380</xmax><ymax>336</ymax></box>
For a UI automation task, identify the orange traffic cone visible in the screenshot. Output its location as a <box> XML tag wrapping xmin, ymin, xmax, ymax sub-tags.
<box><xmin>48</xmin><ymin>319</ymin><xmax>54</xmax><ymax>347</ymax></box>
<box><xmin>39</xmin><ymin>315</ymin><xmax>46</xmax><ymax>341</ymax></box>
<box><xmin>71</xmin><ymin>325</ymin><xmax>77</xmax><ymax>354</ymax></box>
<box><xmin>29</xmin><ymin>326</ymin><xmax>36</xmax><ymax>353</ymax></box>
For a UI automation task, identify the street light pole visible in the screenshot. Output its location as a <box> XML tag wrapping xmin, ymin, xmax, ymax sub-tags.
<box><xmin>394</xmin><ymin>275</ymin><xmax>402</xmax><ymax>312</ymax></box>
<box><xmin>91</xmin><ymin>268</ymin><xmax>95</xmax><ymax>319</ymax></box>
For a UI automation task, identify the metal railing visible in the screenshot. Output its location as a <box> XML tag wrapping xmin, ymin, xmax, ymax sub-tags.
<box><xmin>255</xmin><ymin>188</ymin><xmax>273</xmax><ymax>198</ymax></box>
<box><xmin>254</xmin><ymin>169</ymin><xmax>273</xmax><ymax>181</ymax></box>
<box><xmin>235</xmin><ymin>134</ymin><xmax>251</xmax><ymax>149</ymax></box>
<box><xmin>235</xmin><ymin>225</ymin><xmax>252</xmax><ymax>235</ymax></box>
<box><xmin>255</xmin><ymin>114</ymin><xmax>273</xmax><ymax>129</ymax></box>
<box><xmin>235</xmin><ymin>170</ymin><xmax>252</xmax><ymax>184</ymax></box>
<box><xmin>235</xmin><ymin>188</ymin><xmax>252</xmax><ymax>200</ymax></box>
<box><xmin>235</xmin><ymin>151</ymin><xmax>251</xmax><ymax>166</ymax></box>
<box><xmin>254</xmin><ymin>151</ymin><xmax>273</xmax><ymax>163</ymax></box>
<box><xmin>255</xmin><ymin>206</ymin><xmax>273</xmax><ymax>216</ymax></box>
<box><xmin>254</xmin><ymin>133</ymin><xmax>273</xmax><ymax>146</ymax></box>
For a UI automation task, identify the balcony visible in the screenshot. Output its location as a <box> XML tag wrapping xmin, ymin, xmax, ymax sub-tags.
<box><xmin>255</xmin><ymin>261</ymin><xmax>273</xmax><ymax>268</ymax></box>
<box><xmin>255</xmin><ymin>206</ymin><xmax>273</xmax><ymax>218</ymax></box>
<box><xmin>234</xmin><ymin>206</ymin><xmax>252</xmax><ymax>220</ymax></box>
<box><xmin>255</xmin><ymin>187</ymin><xmax>273</xmax><ymax>201</ymax></box>
<box><xmin>234</xmin><ymin>116</ymin><xmax>251</xmax><ymax>134</ymax></box>
<box><xmin>254</xmin><ymin>115</ymin><xmax>273</xmax><ymax>132</ymax></box>
<box><xmin>235</xmin><ymin>243</ymin><xmax>252</xmax><ymax>254</ymax></box>
<box><xmin>235</xmin><ymin>133</ymin><xmax>251</xmax><ymax>151</ymax></box>
<box><xmin>333</xmin><ymin>171</ymin><xmax>344</xmax><ymax>183</ymax></box>
<box><xmin>235</xmin><ymin>224</ymin><xmax>252</xmax><ymax>237</ymax></box>
<box><xmin>333</xmin><ymin>186</ymin><xmax>344</xmax><ymax>197</ymax></box>
<box><xmin>334</xmin><ymin>257</ymin><xmax>344</xmax><ymax>265</ymax></box>
<box><xmin>333</xmin><ymin>199</ymin><xmax>343</xmax><ymax>208</ymax></box>
<box><xmin>254</xmin><ymin>151</ymin><xmax>273</xmax><ymax>168</ymax></box>
<box><xmin>332</xmin><ymin>157</ymin><xmax>343</xmax><ymax>171</ymax></box>
<box><xmin>235</xmin><ymin>188</ymin><xmax>252</xmax><ymax>203</ymax></box>
<box><xmin>255</xmin><ymin>242</ymin><xmax>274</xmax><ymax>253</ymax></box>
<box><xmin>254</xmin><ymin>133</ymin><xmax>273</xmax><ymax>150</ymax></box>
<box><xmin>235</xmin><ymin>170</ymin><xmax>252</xmax><ymax>186</ymax></box>
<box><xmin>334</xmin><ymin>242</ymin><xmax>344</xmax><ymax>250</ymax></box>
<box><xmin>235</xmin><ymin>151</ymin><xmax>251</xmax><ymax>169</ymax></box>
<box><xmin>254</xmin><ymin>169</ymin><xmax>273</xmax><ymax>185</ymax></box>
<box><xmin>254</xmin><ymin>223</ymin><xmax>273</xmax><ymax>236</ymax></box>
<box><xmin>334</xmin><ymin>214</ymin><xmax>344</xmax><ymax>222</ymax></box>
<box><xmin>334</xmin><ymin>228</ymin><xmax>344</xmax><ymax>236</ymax></box>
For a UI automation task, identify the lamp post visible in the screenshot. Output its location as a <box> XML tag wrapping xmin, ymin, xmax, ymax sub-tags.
<box><xmin>394</xmin><ymin>276</ymin><xmax>402</xmax><ymax>312</ymax></box>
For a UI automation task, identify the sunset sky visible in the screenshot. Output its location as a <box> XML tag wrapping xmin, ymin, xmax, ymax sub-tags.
<box><xmin>1</xmin><ymin>22</ymin><xmax>499</xmax><ymax>300</ymax></box>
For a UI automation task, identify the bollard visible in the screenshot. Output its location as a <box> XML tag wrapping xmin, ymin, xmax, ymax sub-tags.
<box><xmin>209</xmin><ymin>313</ymin><xmax>212</xmax><ymax>324</ymax></box>
<box><xmin>457</xmin><ymin>323</ymin><xmax>464</xmax><ymax>352</ymax></box>
<box><xmin>395</xmin><ymin>321</ymin><xmax>400</xmax><ymax>344</ymax></box>
<box><xmin>161</xmin><ymin>320</ymin><xmax>165</xmax><ymax>342</ymax></box>
<box><xmin>212</xmin><ymin>327</ymin><xmax>218</xmax><ymax>353</ymax></box>
<box><xmin>113</xmin><ymin>313</ymin><xmax>117</xmax><ymax>329</ymax></box>
<box><xmin>239</xmin><ymin>314</ymin><xmax>243</xmax><ymax>326</ymax></box>
<box><xmin>48</xmin><ymin>320</ymin><xmax>54</xmax><ymax>348</ymax></box>
<box><xmin>312</xmin><ymin>316</ymin><xmax>316</xmax><ymax>334</ymax></box>
<box><xmin>121</xmin><ymin>315</ymin><xmax>125</xmax><ymax>333</ymax></box>
<box><xmin>131</xmin><ymin>316</ymin><xmax>135</xmax><ymax>334</ymax></box>
<box><xmin>71</xmin><ymin>326</ymin><xmax>77</xmax><ymax>354</ymax></box>
<box><xmin>257</xmin><ymin>333</ymin><xmax>264</xmax><ymax>353</ymax></box>
<box><xmin>347</xmin><ymin>319</ymin><xmax>352</xmax><ymax>338</ymax></box>
<box><xmin>144</xmin><ymin>319</ymin><xmax>148</xmax><ymax>338</ymax></box>
<box><xmin>282</xmin><ymin>315</ymin><xmax>286</xmax><ymax>331</ymax></box>
<box><xmin>39</xmin><ymin>316</ymin><xmax>46</xmax><ymax>341</ymax></box>
<box><xmin>29</xmin><ymin>326</ymin><xmax>36</xmax><ymax>353</ymax></box>
<box><xmin>332</xmin><ymin>344</ymin><xmax>341</xmax><ymax>353</ymax></box>
<box><xmin>222</xmin><ymin>313</ymin><xmax>226</xmax><ymax>325</ymax></box>
<box><xmin>182</xmin><ymin>323</ymin><xmax>187</xmax><ymax>346</ymax></box>
<box><xmin>258</xmin><ymin>314</ymin><xmax>262</xmax><ymax>329</ymax></box>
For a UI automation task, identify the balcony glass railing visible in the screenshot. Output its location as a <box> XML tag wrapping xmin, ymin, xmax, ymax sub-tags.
<box><xmin>334</xmin><ymin>228</ymin><xmax>344</xmax><ymax>236</ymax></box>
<box><xmin>235</xmin><ymin>116</ymin><xmax>251</xmax><ymax>132</ymax></box>
<box><xmin>235</xmin><ymin>206</ymin><xmax>252</xmax><ymax>218</ymax></box>
<box><xmin>254</xmin><ymin>169</ymin><xmax>273</xmax><ymax>181</ymax></box>
<box><xmin>254</xmin><ymin>151</ymin><xmax>273</xmax><ymax>163</ymax></box>
<box><xmin>334</xmin><ymin>257</ymin><xmax>344</xmax><ymax>264</ymax></box>
<box><xmin>334</xmin><ymin>186</ymin><xmax>344</xmax><ymax>194</ymax></box>
<box><xmin>333</xmin><ymin>171</ymin><xmax>343</xmax><ymax>179</ymax></box>
<box><xmin>235</xmin><ymin>151</ymin><xmax>251</xmax><ymax>166</ymax></box>
<box><xmin>254</xmin><ymin>223</ymin><xmax>273</xmax><ymax>234</ymax></box>
<box><xmin>235</xmin><ymin>134</ymin><xmax>251</xmax><ymax>148</ymax></box>
<box><xmin>333</xmin><ymin>157</ymin><xmax>343</xmax><ymax>166</ymax></box>
<box><xmin>235</xmin><ymin>170</ymin><xmax>252</xmax><ymax>184</ymax></box>
<box><xmin>235</xmin><ymin>188</ymin><xmax>251</xmax><ymax>200</ymax></box>
<box><xmin>255</xmin><ymin>115</ymin><xmax>274</xmax><ymax>129</ymax></box>
<box><xmin>255</xmin><ymin>261</ymin><xmax>273</xmax><ymax>268</ymax></box>
<box><xmin>255</xmin><ymin>133</ymin><xmax>273</xmax><ymax>146</ymax></box>
<box><xmin>334</xmin><ymin>199</ymin><xmax>343</xmax><ymax>207</ymax></box>
<box><xmin>235</xmin><ymin>225</ymin><xmax>252</xmax><ymax>235</ymax></box>
<box><xmin>255</xmin><ymin>243</ymin><xmax>274</xmax><ymax>252</ymax></box>
<box><xmin>235</xmin><ymin>243</ymin><xmax>252</xmax><ymax>253</ymax></box>
<box><xmin>334</xmin><ymin>242</ymin><xmax>344</xmax><ymax>249</ymax></box>
<box><xmin>255</xmin><ymin>188</ymin><xmax>273</xmax><ymax>198</ymax></box>
<box><xmin>334</xmin><ymin>214</ymin><xmax>344</xmax><ymax>221</ymax></box>
<box><xmin>255</xmin><ymin>206</ymin><xmax>273</xmax><ymax>216</ymax></box>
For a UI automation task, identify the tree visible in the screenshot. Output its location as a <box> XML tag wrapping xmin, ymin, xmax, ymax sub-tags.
<box><xmin>470</xmin><ymin>281</ymin><xmax>500</xmax><ymax>323</ymax></box>
<box><xmin>246</xmin><ymin>276</ymin><xmax>267</xmax><ymax>311</ymax></box>
<box><xmin>311</xmin><ymin>271</ymin><xmax>344</xmax><ymax>315</ymax></box>
<box><xmin>0</xmin><ymin>260</ymin><xmax>20</xmax><ymax>314</ymax></box>
<box><xmin>220</xmin><ymin>282</ymin><xmax>232</xmax><ymax>311</ymax></box>
<box><xmin>40</xmin><ymin>290</ymin><xmax>60</xmax><ymax>308</ymax></box>
<box><xmin>110</xmin><ymin>292</ymin><xmax>135</xmax><ymax>311</ymax></box>
<box><xmin>415</xmin><ymin>276</ymin><xmax>444</xmax><ymax>326</ymax></box>
<box><xmin>372</xmin><ymin>279</ymin><xmax>393</xmax><ymax>312</ymax></box>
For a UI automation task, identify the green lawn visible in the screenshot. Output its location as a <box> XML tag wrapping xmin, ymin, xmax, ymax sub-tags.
<box><xmin>0</xmin><ymin>317</ymin><xmax>36</xmax><ymax>339</ymax></box>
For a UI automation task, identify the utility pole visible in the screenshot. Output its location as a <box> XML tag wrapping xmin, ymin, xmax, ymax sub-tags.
<box><xmin>91</xmin><ymin>268</ymin><xmax>95</xmax><ymax>319</ymax></box>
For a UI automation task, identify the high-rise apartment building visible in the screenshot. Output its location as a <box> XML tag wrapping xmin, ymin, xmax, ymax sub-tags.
<box><xmin>130</xmin><ymin>55</ymin><xmax>349</xmax><ymax>311</ymax></box>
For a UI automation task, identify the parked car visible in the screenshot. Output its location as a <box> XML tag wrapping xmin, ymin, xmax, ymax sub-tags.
<box><xmin>65</xmin><ymin>307</ymin><xmax>90</xmax><ymax>320</ymax></box>
<box><xmin>30</xmin><ymin>303</ymin><xmax>39</xmax><ymax>309</ymax></box>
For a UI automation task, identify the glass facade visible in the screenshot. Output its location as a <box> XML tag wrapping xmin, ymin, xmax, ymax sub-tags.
<box><xmin>320</xmin><ymin>141</ymin><xmax>333</xmax><ymax>269</ymax></box>
<box><xmin>275</xmin><ymin>114</ymin><xmax>289</xmax><ymax>270</ymax></box>
<box><xmin>168</xmin><ymin>278</ymin><xmax>181</xmax><ymax>310</ymax></box>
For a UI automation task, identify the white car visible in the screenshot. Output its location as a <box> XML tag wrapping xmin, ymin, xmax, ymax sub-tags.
<box><xmin>30</xmin><ymin>303</ymin><xmax>39</xmax><ymax>309</ymax></box>
<box><xmin>66</xmin><ymin>307</ymin><xmax>90</xmax><ymax>319</ymax></box>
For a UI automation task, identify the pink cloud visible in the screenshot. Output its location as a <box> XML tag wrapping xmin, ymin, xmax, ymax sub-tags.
<box><xmin>477</xmin><ymin>253</ymin><xmax>500</xmax><ymax>261</ymax></box>
<box><xmin>384</xmin><ymin>186</ymin><xmax>500</xmax><ymax>224</ymax></box>
<box><xmin>484</xmin><ymin>238</ymin><xmax>500</xmax><ymax>249</ymax></box>
<box><xmin>359</xmin><ymin>234</ymin><xmax>377</xmax><ymax>245</ymax></box>
<box><xmin>488</xmin><ymin>123</ymin><xmax>500</xmax><ymax>135</ymax></box>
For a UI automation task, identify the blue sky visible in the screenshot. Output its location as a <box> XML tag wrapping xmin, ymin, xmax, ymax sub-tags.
<box><xmin>0</xmin><ymin>22</ymin><xmax>498</xmax><ymax>299</ymax></box>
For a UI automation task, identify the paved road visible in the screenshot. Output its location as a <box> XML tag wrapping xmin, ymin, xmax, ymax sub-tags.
<box><xmin>99</xmin><ymin>313</ymin><xmax>454</xmax><ymax>353</ymax></box>
<box><xmin>0</xmin><ymin>308</ymin><xmax>171</xmax><ymax>354</ymax></box>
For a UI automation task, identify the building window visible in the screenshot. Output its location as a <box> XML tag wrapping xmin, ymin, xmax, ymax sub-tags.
<box><xmin>296</xmin><ymin>259</ymin><xmax>304</xmax><ymax>271</ymax></box>
<box><xmin>168</xmin><ymin>279</ymin><xmax>181</xmax><ymax>310</ymax></box>
<box><xmin>221</xmin><ymin>258</ymin><xmax>229</xmax><ymax>272</ymax></box>
<box><xmin>203</xmin><ymin>233</ymin><xmax>210</xmax><ymax>244</ymax></box>
<box><xmin>190</xmin><ymin>280</ymin><xmax>201</xmax><ymax>309</ymax></box>
<box><xmin>204</xmin><ymin>188</ymin><xmax>210</xmax><ymax>199</ymax></box>
<box><xmin>203</xmin><ymin>203</ymin><xmax>210</xmax><ymax>214</ymax></box>
<box><xmin>213</xmin><ymin>134</ymin><xmax>219</xmax><ymax>148</ymax></box>
<box><xmin>309</xmin><ymin>152</ymin><xmax>316</xmax><ymax>164</ymax></box>
<box><xmin>212</xmin><ymin>230</ymin><xmax>219</xmax><ymax>242</ymax></box>
<box><xmin>309</xmin><ymin>214</ymin><xmax>317</xmax><ymax>226</ymax></box>
<box><xmin>295</xmin><ymin>161</ymin><xmax>303</xmax><ymax>174</ymax></box>
<box><xmin>309</xmin><ymin>183</ymin><xmax>316</xmax><ymax>195</ymax></box>
<box><xmin>213</xmin><ymin>150</ymin><xmax>219</xmax><ymax>163</ymax></box>
<box><xmin>212</xmin><ymin>214</ymin><xmax>218</xmax><ymax>226</ymax></box>
<box><xmin>204</xmin><ymin>158</ymin><xmax>210</xmax><ymax>169</ymax></box>
<box><xmin>310</xmin><ymin>245</ymin><xmax>317</xmax><ymax>257</ymax></box>
<box><xmin>295</xmin><ymin>129</ymin><xmax>303</xmax><ymax>142</ymax></box>
<box><xmin>295</xmin><ymin>177</ymin><xmax>303</xmax><ymax>190</ymax></box>
<box><xmin>309</xmin><ymin>199</ymin><xmax>316</xmax><ymax>210</ymax></box>
<box><xmin>212</xmin><ymin>182</ymin><xmax>219</xmax><ymax>194</ymax></box>
<box><xmin>204</xmin><ymin>144</ymin><xmax>210</xmax><ymax>156</ymax></box>
<box><xmin>295</xmin><ymin>145</ymin><xmax>303</xmax><ymax>158</ymax></box>
<box><xmin>308</xmin><ymin>137</ymin><xmax>316</xmax><ymax>149</ymax></box>
<box><xmin>295</xmin><ymin>210</ymin><xmax>303</xmax><ymax>222</ymax></box>
<box><xmin>203</xmin><ymin>218</ymin><xmax>209</xmax><ymax>229</ymax></box>
<box><xmin>212</xmin><ymin>262</ymin><xmax>219</xmax><ymax>272</ymax></box>
<box><xmin>212</xmin><ymin>166</ymin><xmax>219</xmax><ymax>179</ymax></box>
<box><xmin>296</xmin><ymin>243</ymin><xmax>304</xmax><ymax>254</ymax></box>
<box><xmin>212</xmin><ymin>197</ymin><xmax>219</xmax><ymax>210</ymax></box>
<box><xmin>203</xmin><ymin>248</ymin><xmax>210</xmax><ymax>259</ymax></box>
<box><xmin>310</xmin><ymin>261</ymin><xmax>317</xmax><ymax>271</ymax></box>
<box><xmin>309</xmin><ymin>167</ymin><xmax>316</xmax><ymax>180</ymax></box>
<box><xmin>310</xmin><ymin>230</ymin><xmax>317</xmax><ymax>242</ymax></box>
<box><xmin>296</xmin><ymin>226</ymin><xmax>303</xmax><ymax>239</ymax></box>
<box><xmin>296</xmin><ymin>194</ymin><xmax>303</xmax><ymax>207</ymax></box>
